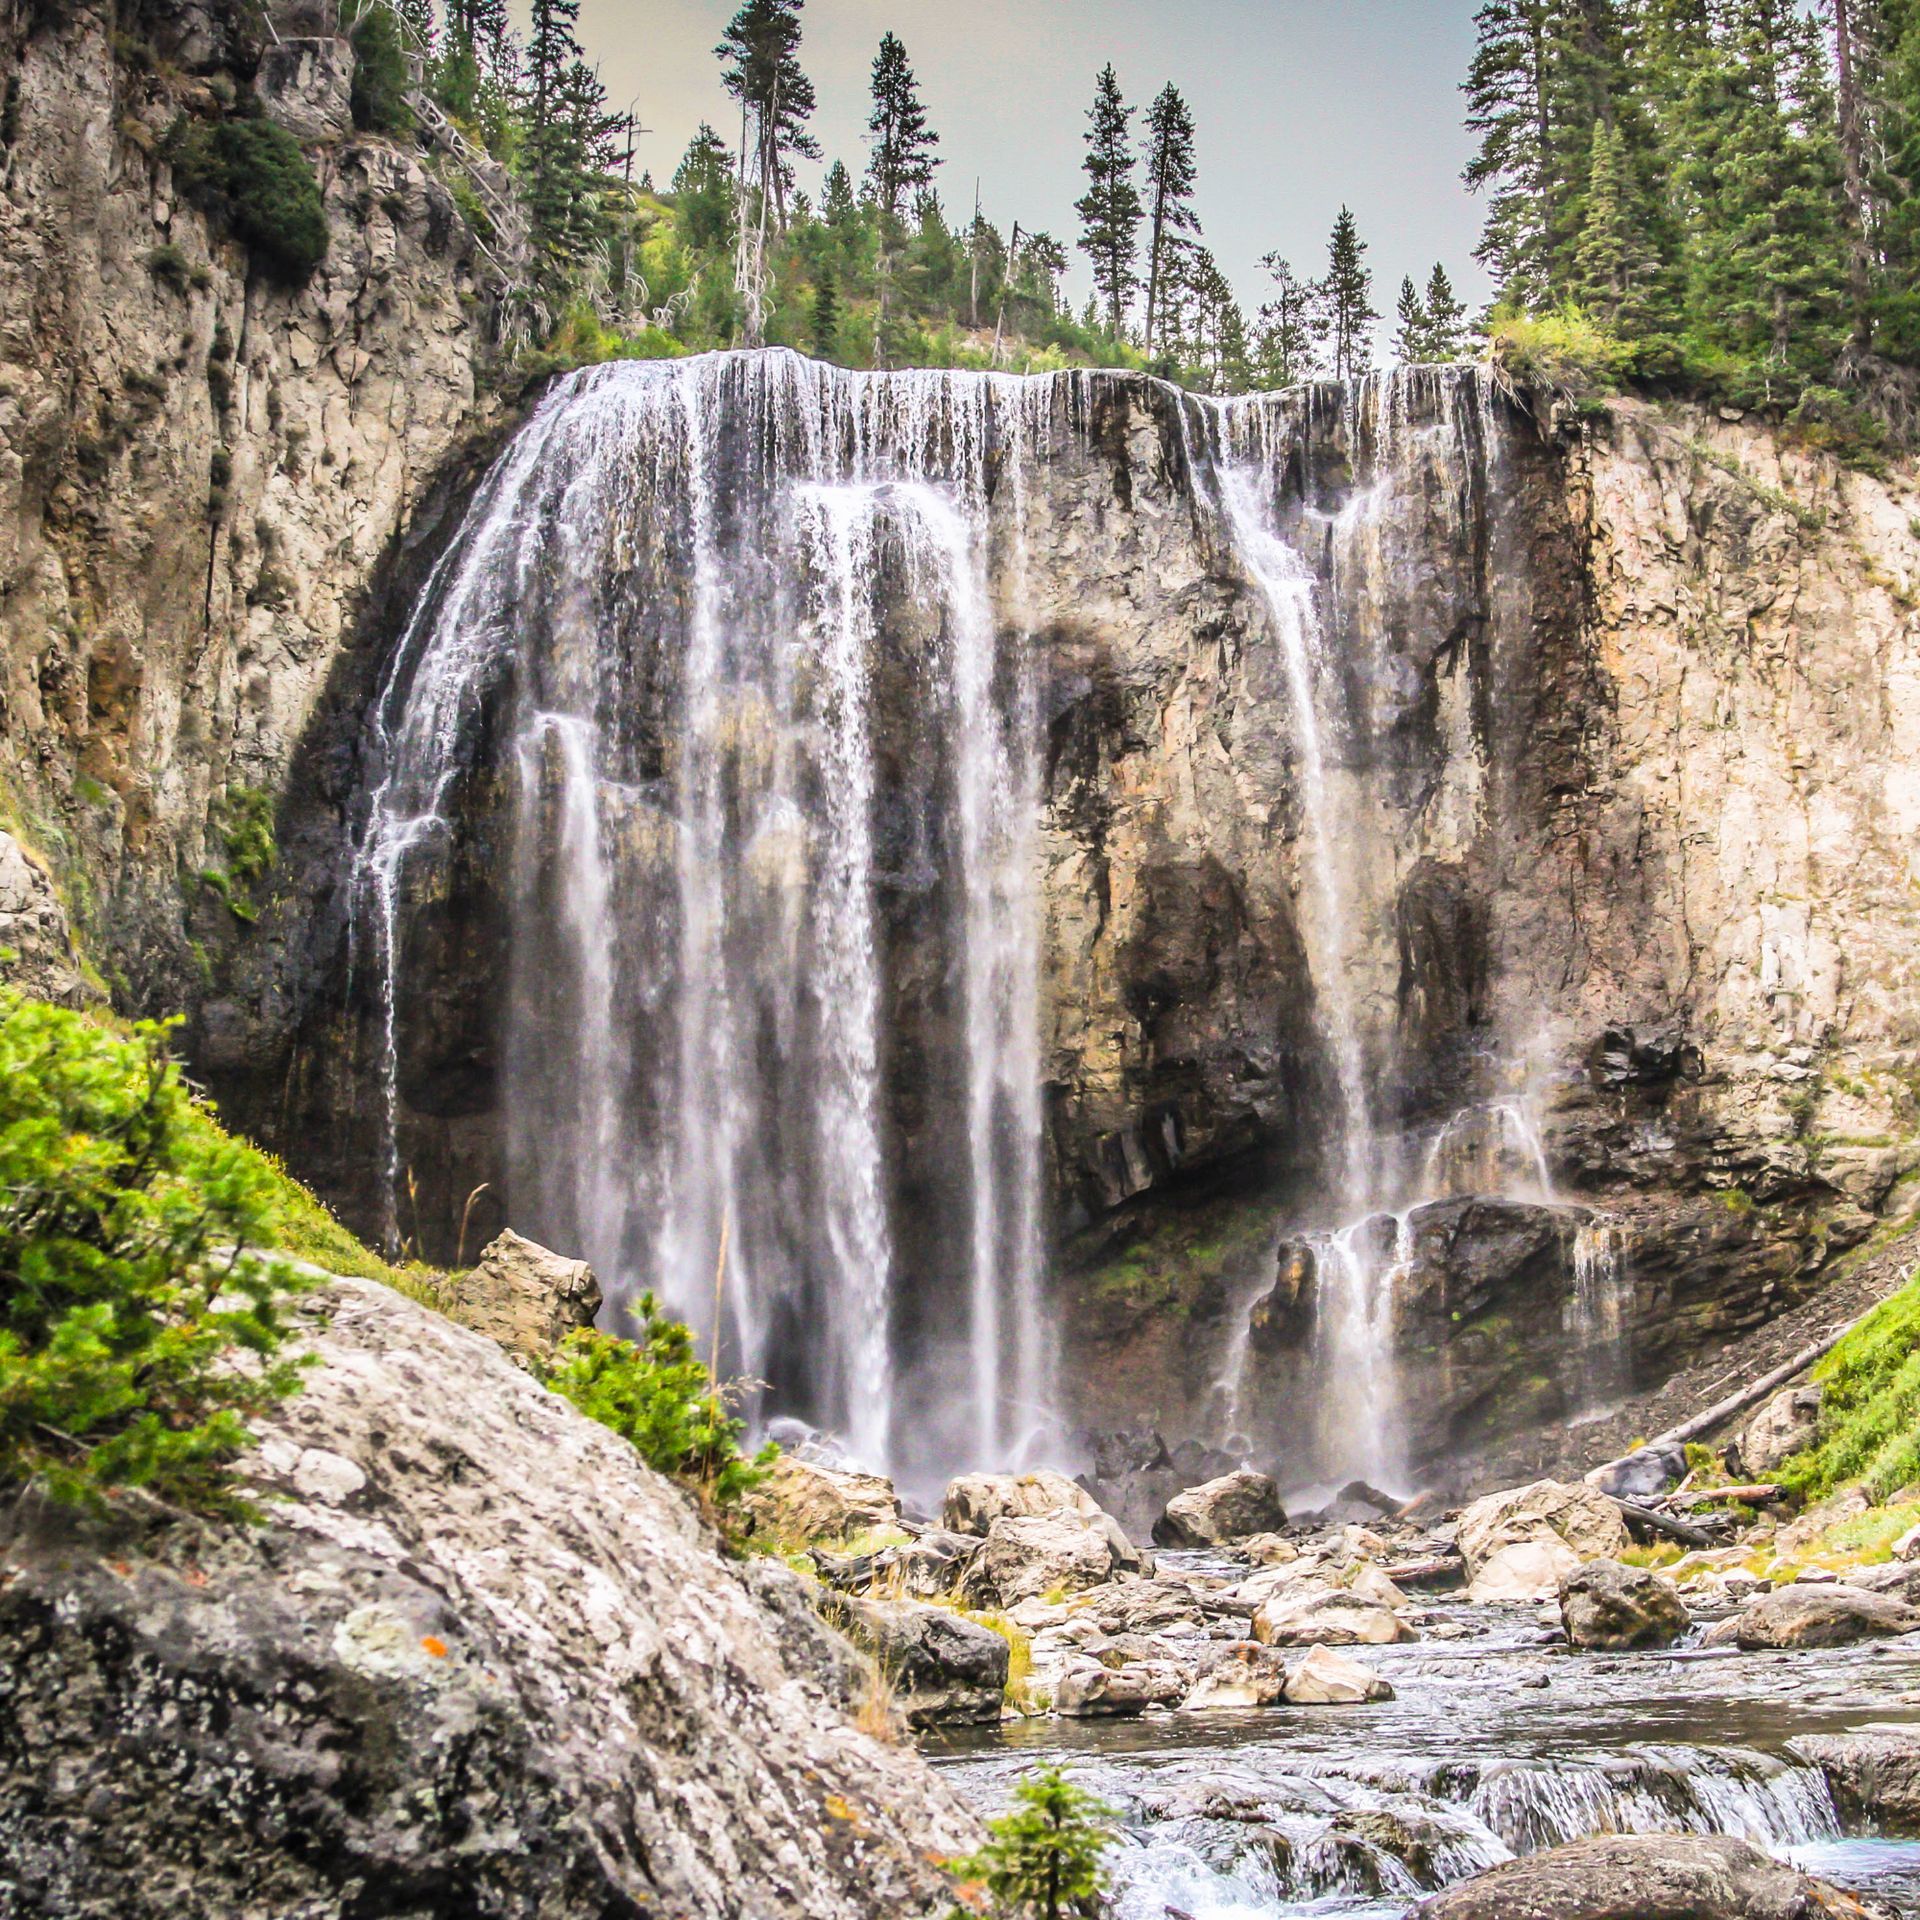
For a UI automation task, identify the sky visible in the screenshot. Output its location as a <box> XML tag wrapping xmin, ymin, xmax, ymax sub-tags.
<box><xmin>584</xmin><ymin>0</ymin><xmax>1495</xmax><ymax>329</ymax></box>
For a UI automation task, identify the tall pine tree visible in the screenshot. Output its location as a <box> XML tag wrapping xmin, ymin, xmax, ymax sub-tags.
<box><xmin>1256</xmin><ymin>253</ymin><xmax>1326</xmax><ymax>385</ymax></box>
<box><xmin>865</xmin><ymin>33</ymin><xmax>940</xmax><ymax>221</ymax></box>
<box><xmin>1075</xmin><ymin>65</ymin><xmax>1143</xmax><ymax>338</ymax></box>
<box><xmin>1141</xmin><ymin>83</ymin><xmax>1200</xmax><ymax>355</ymax></box>
<box><xmin>1322</xmin><ymin>206</ymin><xmax>1379</xmax><ymax>377</ymax></box>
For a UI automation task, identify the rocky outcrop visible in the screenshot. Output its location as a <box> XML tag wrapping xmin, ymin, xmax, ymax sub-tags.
<box><xmin>1725</xmin><ymin>1583</ymin><xmax>1920</xmax><ymax>1649</ymax></box>
<box><xmin>1457</xmin><ymin>1479</ymin><xmax>1632</xmax><ymax>1574</ymax></box>
<box><xmin>458</xmin><ymin>1227</ymin><xmax>601</xmax><ymax>1362</ymax></box>
<box><xmin>0</xmin><ymin>1277</ymin><xmax>979</xmax><ymax>1917</ymax></box>
<box><xmin>1734</xmin><ymin>1386</ymin><xmax>1824</xmax><ymax>1477</ymax></box>
<box><xmin>1789</xmin><ymin>1727</ymin><xmax>1920</xmax><ymax>1835</ymax></box>
<box><xmin>810</xmin><ymin>1592</ymin><xmax>1008</xmax><ymax>1729</ymax></box>
<box><xmin>744</xmin><ymin>1454</ymin><xmax>903</xmax><ymax>1547</ymax></box>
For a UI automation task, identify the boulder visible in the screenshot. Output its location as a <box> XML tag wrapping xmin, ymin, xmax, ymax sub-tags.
<box><xmin>1282</xmin><ymin>1643</ymin><xmax>1395</xmax><ymax>1705</ymax></box>
<box><xmin>254</xmin><ymin>35</ymin><xmax>357</xmax><ymax>144</ymax></box>
<box><xmin>1734</xmin><ymin>1386</ymin><xmax>1823</xmax><ymax>1478</ymax></box>
<box><xmin>976</xmin><ymin>1511</ymin><xmax>1122</xmax><ymax>1607</ymax></box>
<box><xmin>1053</xmin><ymin>1660</ymin><xmax>1178</xmax><ymax>1718</ymax></box>
<box><xmin>1788</xmin><ymin>1727</ymin><xmax>1920</xmax><ymax>1835</ymax></box>
<box><xmin>1456</xmin><ymin>1478</ymin><xmax>1629</xmax><ymax>1576</ymax></box>
<box><xmin>1588</xmin><ymin>1441</ymin><xmax>1686</xmax><ymax>1504</ymax></box>
<box><xmin>812</xmin><ymin>1528</ymin><xmax>978</xmax><ymax>1601</ymax></box>
<box><xmin>1408</xmin><ymin>1833</ymin><xmax>1867</xmax><ymax>1919</ymax></box>
<box><xmin>1152</xmin><ymin>1469</ymin><xmax>1288</xmax><ymax>1547</ymax></box>
<box><xmin>0</xmin><ymin>1277</ymin><xmax>980</xmax><ymax>1918</ymax></box>
<box><xmin>1180</xmin><ymin>1642</ymin><xmax>1291</xmax><ymax>1710</ymax></box>
<box><xmin>1346</xmin><ymin>1563</ymin><xmax>1411</xmax><ymax>1610</ymax></box>
<box><xmin>811</xmin><ymin>1593</ymin><xmax>1008</xmax><ymax>1728</ymax></box>
<box><xmin>1467</xmin><ymin>1538</ymin><xmax>1582</xmax><ymax>1604</ymax></box>
<box><xmin>1252</xmin><ymin>1586</ymin><xmax>1415</xmax><ymax>1647</ymax></box>
<box><xmin>1848</xmin><ymin>1560</ymin><xmax>1920</xmax><ymax>1606</ymax></box>
<box><xmin>1728</xmin><ymin>1584</ymin><xmax>1920</xmax><ymax>1650</ymax></box>
<box><xmin>1559</xmin><ymin>1558</ymin><xmax>1691</xmax><ymax>1650</ymax></box>
<box><xmin>741</xmin><ymin>1453</ymin><xmax>902</xmax><ymax>1547</ymax></box>
<box><xmin>460</xmin><ymin>1229</ymin><xmax>601</xmax><ymax>1363</ymax></box>
<box><xmin>942</xmin><ymin>1470</ymin><xmax>1108</xmax><ymax>1536</ymax></box>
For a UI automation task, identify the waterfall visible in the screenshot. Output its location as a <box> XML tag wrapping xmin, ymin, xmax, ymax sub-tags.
<box><xmin>353</xmin><ymin>350</ymin><xmax>1058</xmax><ymax>1473</ymax></box>
<box><xmin>1568</xmin><ymin>1216</ymin><xmax>1634</xmax><ymax>1418</ymax></box>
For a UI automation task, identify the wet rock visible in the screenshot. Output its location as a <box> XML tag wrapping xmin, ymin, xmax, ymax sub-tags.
<box><xmin>1252</xmin><ymin>1586</ymin><xmax>1415</xmax><ymax>1647</ymax></box>
<box><xmin>1282</xmin><ymin>1643</ymin><xmax>1395</xmax><ymax>1704</ymax></box>
<box><xmin>1347</xmin><ymin>1563</ymin><xmax>1412</xmax><ymax>1610</ymax></box>
<box><xmin>1409</xmin><ymin>1833</ymin><xmax>1863</xmax><ymax>1919</ymax></box>
<box><xmin>460</xmin><ymin>1228</ymin><xmax>601</xmax><ymax>1362</ymax></box>
<box><xmin>1467</xmin><ymin>1538</ymin><xmax>1582</xmax><ymax>1604</ymax></box>
<box><xmin>0</xmin><ymin>1277</ymin><xmax>979</xmax><ymax>1919</ymax></box>
<box><xmin>811</xmin><ymin>1593</ymin><xmax>1008</xmax><ymax>1728</ymax></box>
<box><xmin>942</xmin><ymin>1470</ymin><xmax>1110</xmax><ymax>1536</ymax></box>
<box><xmin>1733</xmin><ymin>1387</ymin><xmax>1824</xmax><ymax>1478</ymax></box>
<box><xmin>1728</xmin><ymin>1584</ymin><xmax>1920</xmax><ymax>1650</ymax></box>
<box><xmin>1788</xmin><ymin>1727</ymin><xmax>1920</xmax><ymax>1835</ymax></box>
<box><xmin>1559</xmin><ymin>1558</ymin><xmax>1691</xmax><ymax>1650</ymax></box>
<box><xmin>974</xmin><ymin>1511</ymin><xmax>1124</xmax><ymax>1607</ymax></box>
<box><xmin>1456</xmin><ymin>1479</ymin><xmax>1630</xmax><ymax>1575</ymax></box>
<box><xmin>1054</xmin><ymin>1660</ymin><xmax>1178</xmax><ymax>1718</ymax></box>
<box><xmin>1180</xmin><ymin>1642</ymin><xmax>1292</xmax><ymax>1709</ymax></box>
<box><xmin>1152</xmin><ymin>1469</ymin><xmax>1288</xmax><ymax>1547</ymax></box>
<box><xmin>813</xmin><ymin>1528</ymin><xmax>979</xmax><ymax>1600</ymax></box>
<box><xmin>742</xmin><ymin>1453</ymin><xmax>902</xmax><ymax>1547</ymax></box>
<box><xmin>1588</xmin><ymin>1440</ymin><xmax>1687</xmax><ymax>1503</ymax></box>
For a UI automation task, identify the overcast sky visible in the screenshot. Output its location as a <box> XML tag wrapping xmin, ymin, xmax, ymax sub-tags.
<box><xmin>587</xmin><ymin>0</ymin><xmax>1494</xmax><ymax>328</ymax></box>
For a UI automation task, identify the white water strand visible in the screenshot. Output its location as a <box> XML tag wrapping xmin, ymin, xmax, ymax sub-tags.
<box><xmin>1568</xmin><ymin>1215</ymin><xmax>1634</xmax><ymax>1418</ymax></box>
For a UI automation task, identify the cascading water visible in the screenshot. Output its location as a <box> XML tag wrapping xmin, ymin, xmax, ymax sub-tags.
<box><xmin>353</xmin><ymin>350</ymin><xmax>1061</xmax><ymax>1474</ymax></box>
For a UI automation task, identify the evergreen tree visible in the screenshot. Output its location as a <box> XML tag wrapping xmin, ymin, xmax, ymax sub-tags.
<box><xmin>1860</xmin><ymin>0</ymin><xmax>1920</xmax><ymax>355</ymax></box>
<box><xmin>865</xmin><ymin>33</ymin><xmax>940</xmax><ymax>221</ymax></box>
<box><xmin>811</xmin><ymin>269</ymin><xmax>839</xmax><ymax>355</ymax></box>
<box><xmin>1572</xmin><ymin>116</ymin><xmax>1665</xmax><ymax>329</ymax></box>
<box><xmin>822</xmin><ymin>158</ymin><xmax>858</xmax><ymax>228</ymax></box>
<box><xmin>1322</xmin><ymin>205</ymin><xmax>1379</xmax><ymax>377</ymax></box>
<box><xmin>1141</xmin><ymin>83</ymin><xmax>1200</xmax><ymax>354</ymax></box>
<box><xmin>1423</xmin><ymin>263</ymin><xmax>1471</xmax><ymax>357</ymax></box>
<box><xmin>1395</xmin><ymin>276</ymin><xmax>1430</xmax><ymax>360</ymax></box>
<box><xmin>674</xmin><ymin>124</ymin><xmax>736</xmax><ymax>251</ymax></box>
<box><xmin>1464</xmin><ymin>0</ymin><xmax>1556</xmax><ymax>304</ymax></box>
<box><xmin>522</xmin><ymin>0</ymin><xmax>608</xmax><ymax>277</ymax></box>
<box><xmin>957</xmin><ymin>1767</ymin><xmax>1116</xmax><ymax>1920</ymax></box>
<box><xmin>1256</xmin><ymin>252</ymin><xmax>1326</xmax><ymax>385</ymax></box>
<box><xmin>1075</xmin><ymin>65</ymin><xmax>1143</xmax><ymax>337</ymax></box>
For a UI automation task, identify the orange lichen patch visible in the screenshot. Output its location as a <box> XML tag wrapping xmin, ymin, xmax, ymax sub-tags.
<box><xmin>420</xmin><ymin>1635</ymin><xmax>450</xmax><ymax>1659</ymax></box>
<box><xmin>181</xmin><ymin>1567</ymin><xmax>207</xmax><ymax>1588</ymax></box>
<box><xmin>823</xmin><ymin>1792</ymin><xmax>867</xmax><ymax>1830</ymax></box>
<box><xmin>106</xmin><ymin>1560</ymin><xmax>132</xmax><ymax>1577</ymax></box>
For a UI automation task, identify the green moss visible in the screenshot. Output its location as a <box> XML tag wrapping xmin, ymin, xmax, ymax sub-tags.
<box><xmin>1785</xmin><ymin>1260</ymin><xmax>1920</xmax><ymax>1501</ymax></box>
<box><xmin>1713</xmin><ymin>1186</ymin><xmax>1756</xmax><ymax>1214</ymax></box>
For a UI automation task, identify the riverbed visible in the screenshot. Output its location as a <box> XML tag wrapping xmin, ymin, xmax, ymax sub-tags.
<box><xmin>932</xmin><ymin>1588</ymin><xmax>1920</xmax><ymax>1917</ymax></box>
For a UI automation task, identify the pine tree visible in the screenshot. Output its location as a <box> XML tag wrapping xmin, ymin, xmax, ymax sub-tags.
<box><xmin>674</xmin><ymin>124</ymin><xmax>736</xmax><ymax>251</ymax></box>
<box><xmin>865</xmin><ymin>33</ymin><xmax>940</xmax><ymax>222</ymax></box>
<box><xmin>957</xmin><ymin>1767</ymin><xmax>1115</xmax><ymax>1920</ymax></box>
<box><xmin>523</xmin><ymin>0</ymin><xmax>605</xmax><ymax>277</ymax></box>
<box><xmin>811</xmin><ymin>270</ymin><xmax>839</xmax><ymax>356</ymax></box>
<box><xmin>1464</xmin><ymin>0</ymin><xmax>1556</xmax><ymax>305</ymax></box>
<box><xmin>1395</xmin><ymin>276</ymin><xmax>1430</xmax><ymax>360</ymax></box>
<box><xmin>1256</xmin><ymin>252</ymin><xmax>1326</xmax><ymax>385</ymax></box>
<box><xmin>821</xmin><ymin>157</ymin><xmax>858</xmax><ymax>228</ymax></box>
<box><xmin>1423</xmin><ymin>263</ymin><xmax>1471</xmax><ymax>358</ymax></box>
<box><xmin>1141</xmin><ymin>83</ymin><xmax>1200</xmax><ymax>354</ymax></box>
<box><xmin>1075</xmin><ymin>65</ymin><xmax>1143</xmax><ymax>338</ymax></box>
<box><xmin>1572</xmin><ymin>116</ymin><xmax>1665</xmax><ymax>329</ymax></box>
<box><xmin>1322</xmin><ymin>206</ymin><xmax>1379</xmax><ymax>377</ymax></box>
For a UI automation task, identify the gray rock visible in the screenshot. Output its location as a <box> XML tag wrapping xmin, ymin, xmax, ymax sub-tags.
<box><xmin>1788</xmin><ymin>1727</ymin><xmax>1920</xmax><ymax>1835</ymax></box>
<box><xmin>812</xmin><ymin>1593</ymin><xmax>1009</xmax><ymax>1728</ymax></box>
<box><xmin>942</xmin><ymin>1470</ymin><xmax>1110</xmax><ymax>1536</ymax></box>
<box><xmin>1729</xmin><ymin>1584</ymin><xmax>1920</xmax><ymax>1649</ymax></box>
<box><xmin>1180</xmin><ymin>1641</ymin><xmax>1291</xmax><ymax>1709</ymax></box>
<box><xmin>1408</xmin><ymin>1833</ymin><xmax>1867</xmax><ymax>1918</ymax></box>
<box><xmin>1456</xmin><ymin>1479</ymin><xmax>1631</xmax><ymax>1575</ymax></box>
<box><xmin>254</xmin><ymin>36</ymin><xmax>356</xmax><ymax>143</ymax></box>
<box><xmin>0</xmin><ymin>1277</ymin><xmax>980</xmax><ymax>1919</ymax></box>
<box><xmin>461</xmin><ymin>1228</ymin><xmax>601</xmax><ymax>1362</ymax></box>
<box><xmin>1252</xmin><ymin>1586</ymin><xmax>1415</xmax><ymax>1647</ymax></box>
<box><xmin>1559</xmin><ymin>1558</ymin><xmax>1691</xmax><ymax>1650</ymax></box>
<box><xmin>1053</xmin><ymin>1659</ymin><xmax>1181</xmax><ymax>1718</ymax></box>
<box><xmin>740</xmin><ymin>1452</ymin><xmax>902</xmax><ymax>1546</ymax></box>
<box><xmin>1734</xmin><ymin>1387</ymin><xmax>1824</xmax><ymax>1478</ymax></box>
<box><xmin>974</xmin><ymin>1511</ymin><xmax>1123</xmax><ymax>1607</ymax></box>
<box><xmin>1282</xmin><ymin>1643</ymin><xmax>1395</xmax><ymax>1704</ymax></box>
<box><xmin>1588</xmin><ymin>1441</ymin><xmax>1687</xmax><ymax>1503</ymax></box>
<box><xmin>1153</xmin><ymin>1469</ymin><xmax>1288</xmax><ymax>1547</ymax></box>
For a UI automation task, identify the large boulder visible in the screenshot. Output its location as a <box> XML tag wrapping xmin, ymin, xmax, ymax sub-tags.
<box><xmin>1053</xmin><ymin>1660</ymin><xmax>1178</xmax><ymax>1718</ymax></box>
<box><xmin>1734</xmin><ymin>1387</ymin><xmax>1824</xmax><ymax>1478</ymax></box>
<box><xmin>942</xmin><ymin>1470</ymin><xmax>1108</xmax><ymax>1536</ymax></box>
<box><xmin>1282</xmin><ymin>1643</ymin><xmax>1395</xmax><ymax>1704</ymax></box>
<box><xmin>0</xmin><ymin>1277</ymin><xmax>979</xmax><ymax>1919</ymax></box>
<box><xmin>742</xmin><ymin>1453</ymin><xmax>902</xmax><ymax>1546</ymax></box>
<box><xmin>1588</xmin><ymin>1441</ymin><xmax>1686</xmax><ymax>1504</ymax></box>
<box><xmin>460</xmin><ymin>1229</ymin><xmax>602</xmax><ymax>1362</ymax></box>
<box><xmin>1180</xmin><ymin>1642</ymin><xmax>1291</xmax><ymax>1710</ymax></box>
<box><xmin>1727</xmin><ymin>1583</ymin><xmax>1920</xmax><ymax>1650</ymax></box>
<box><xmin>1559</xmin><ymin>1558</ymin><xmax>1691</xmax><ymax>1650</ymax></box>
<box><xmin>1788</xmin><ymin>1727</ymin><xmax>1920</xmax><ymax>1835</ymax></box>
<box><xmin>811</xmin><ymin>1593</ymin><xmax>1008</xmax><ymax>1728</ymax></box>
<box><xmin>1408</xmin><ymin>1834</ymin><xmax>1868</xmax><ymax>1919</ymax></box>
<box><xmin>1467</xmin><ymin>1538</ymin><xmax>1581</xmax><ymax>1604</ymax></box>
<box><xmin>1456</xmin><ymin>1478</ymin><xmax>1629</xmax><ymax>1576</ymax></box>
<box><xmin>1152</xmin><ymin>1469</ymin><xmax>1287</xmax><ymax>1547</ymax></box>
<box><xmin>1252</xmin><ymin>1586</ymin><xmax>1415</xmax><ymax>1647</ymax></box>
<box><xmin>975</xmin><ymin>1511</ymin><xmax>1122</xmax><ymax>1607</ymax></box>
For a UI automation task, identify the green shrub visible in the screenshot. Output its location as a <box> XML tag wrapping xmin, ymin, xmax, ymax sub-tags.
<box><xmin>542</xmin><ymin>1296</ymin><xmax>774</xmax><ymax>1516</ymax></box>
<box><xmin>170</xmin><ymin>114</ymin><xmax>328</xmax><ymax>284</ymax></box>
<box><xmin>953</xmin><ymin>1766</ymin><xmax>1116</xmax><ymax>1920</ymax></box>
<box><xmin>0</xmin><ymin>990</ymin><xmax>314</xmax><ymax>1513</ymax></box>
<box><xmin>346</xmin><ymin>2</ymin><xmax>414</xmax><ymax>135</ymax></box>
<box><xmin>146</xmin><ymin>243</ymin><xmax>211</xmax><ymax>295</ymax></box>
<box><xmin>1486</xmin><ymin>303</ymin><xmax>1634</xmax><ymax>405</ymax></box>
<box><xmin>1785</xmin><ymin>1264</ymin><xmax>1920</xmax><ymax>1501</ymax></box>
<box><xmin>214</xmin><ymin>784</ymin><xmax>276</xmax><ymax>886</ymax></box>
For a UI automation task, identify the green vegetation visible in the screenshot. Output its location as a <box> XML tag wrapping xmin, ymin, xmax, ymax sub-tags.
<box><xmin>1785</xmin><ymin>1262</ymin><xmax>1920</xmax><ymax>1499</ymax></box>
<box><xmin>0</xmin><ymin>989</ymin><xmax>313</xmax><ymax>1514</ymax></box>
<box><xmin>542</xmin><ymin>1296</ymin><xmax>775</xmax><ymax>1517</ymax></box>
<box><xmin>168</xmin><ymin>115</ymin><xmax>328</xmax><ymax>284</ymax></box>
<box><xmin>346</xmin><ymin>0</ymin><xmax>415</xmax><ymax>135</ymax></box>
<box><xmin>954</xmin><ymin>1766</ymin><xmax>1116</xmax><ymax>1920</ymax></box>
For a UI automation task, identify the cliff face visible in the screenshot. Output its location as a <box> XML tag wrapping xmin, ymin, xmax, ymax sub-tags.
<box><xmin>0</xmin><ymin>0</ymin><xmax>493</xmax><ymax>1007</ymax></box>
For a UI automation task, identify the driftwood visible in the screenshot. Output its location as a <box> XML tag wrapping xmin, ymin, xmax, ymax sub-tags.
<box><xmin>1612</xmin><ymin>1499</ymin><xmax>1715</xmax><ymax>1549</ymax></box>
<box><xmin>1669</xmin><ymin>1483</ymin><xmax>1783</xmax><ymax>1508</ymax></box>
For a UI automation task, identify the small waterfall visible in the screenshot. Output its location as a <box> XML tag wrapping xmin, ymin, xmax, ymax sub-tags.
<box><xmin>1568</xmin><ymin>1216</ymin><xmax>1634</xmax><ymax>1418</ymax></box>
<box><xmin>353</xmin><ymin>351</ymin><xmax>1061</xmax><ymax>1473</ymax></box>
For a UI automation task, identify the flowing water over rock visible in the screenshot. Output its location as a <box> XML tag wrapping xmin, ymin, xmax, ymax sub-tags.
<box><xmin>935</xmin><ymin>1600</ymin><xmax>1920</xmax><ymax>1917</ymax></box>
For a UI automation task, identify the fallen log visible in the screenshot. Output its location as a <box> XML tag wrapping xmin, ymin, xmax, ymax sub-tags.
<box><xmin>1612</xmin><ymin>1498</ymin><xmax>1715</xmax><ymax>1549</ymax></box>
<box><xmin>1381</xmin><ymin>1556</ymin><xmax>1466</xmax><ymax>1589</ymax></box>
<box><xmin>1667</xmin><ymin>1484</ymin><xmax>1783</xmax><ymax>1508</ymax></box>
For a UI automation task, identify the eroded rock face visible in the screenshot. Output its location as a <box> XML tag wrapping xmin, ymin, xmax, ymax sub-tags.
<box><xmin>1789</xmin><ymin>1728</ymin><xmax>1920</xmax><ymax>1836</ymax></box>
<box><xmin>0</xmin><ymin>1278</ymin><xmax>980</xmax><ymax>1918</ymax></box>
